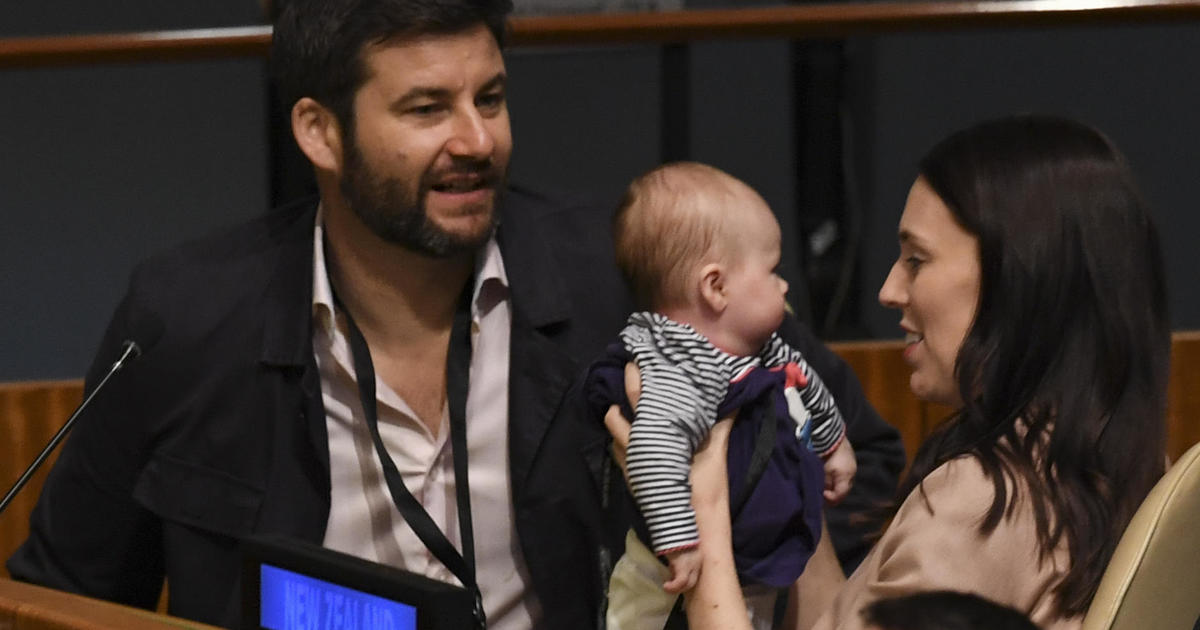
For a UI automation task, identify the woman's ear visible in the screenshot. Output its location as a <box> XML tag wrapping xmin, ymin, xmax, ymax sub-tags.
<box><xmin>698</xmin><ymin>262</ymin><xmax>728</xmax><ymax>314</ymax></box>
<box><xmin>291</xmin><ymin>97</ymin><xmax>343</xmax><ymax>173</ymax></box>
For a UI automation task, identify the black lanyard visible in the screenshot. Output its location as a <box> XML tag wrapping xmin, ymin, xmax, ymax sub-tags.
<box><xmin>331</xmin><ymin>271</ymin><xmax>485</xmax><ymax>630</ymax></box>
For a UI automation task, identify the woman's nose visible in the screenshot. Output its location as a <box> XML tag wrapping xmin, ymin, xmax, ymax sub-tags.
<box><xmin>878</xmin><ymin>262</ymin><xmax>906</xmax><ymax>309</ymax></box>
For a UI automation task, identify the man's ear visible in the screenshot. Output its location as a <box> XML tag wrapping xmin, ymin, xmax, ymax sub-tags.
<box><xmin>291</xmin><ymin>97</ymin><xmax>343</xmax><ymax>173</ymax></box>
<box><xmin>698</xmin><ymin>263</ymin><xmax>728</xmax><ymax>314</ymax></box>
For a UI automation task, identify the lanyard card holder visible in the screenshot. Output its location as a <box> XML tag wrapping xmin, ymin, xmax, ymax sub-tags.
<box><xmin>241</xmin><ymin>534</ymin><xmax>474</xmax><ymax>630</ymax></box>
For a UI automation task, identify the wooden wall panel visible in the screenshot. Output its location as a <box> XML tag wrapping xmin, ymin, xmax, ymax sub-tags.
<box><xmin>0</xmin><ymin>381</ymin><xmax>83</xmax><ymax>579</ymax></box>
<box><xmin>0</xmin><ymin>333</ymin><xmax>1196</xmax><ymax>580</ymax></box>
<box><xmin>1166</xmin><ymin>331</ymin><xmax>1200</xmax><ymax>463</ymax></box>
<box><xmin>828</xmin><ymin>334</ymin><xmax>1200</xmax><ymax>464</ymax></box>
<box><xmin>824</xmin><ymin>340</ymin><xmax>927</xmax><ymax>463</ymax></box>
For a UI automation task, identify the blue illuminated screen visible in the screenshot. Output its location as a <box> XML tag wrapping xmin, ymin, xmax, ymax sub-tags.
<box><xmin>259</xmin><ymin>564</ymin><xmax>418</xmax><ymax>630</ymax></box>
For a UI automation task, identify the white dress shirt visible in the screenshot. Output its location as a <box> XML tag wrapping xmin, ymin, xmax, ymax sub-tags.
<box><xmin>312</xmin><ymin>213</ymin><xmax>540</xmax><ymax>630</ymax></box>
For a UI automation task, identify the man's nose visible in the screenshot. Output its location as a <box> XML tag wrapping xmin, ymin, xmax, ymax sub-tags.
<box><xmin>446</xmin><ymin>108</ymin><xmax>495</xmax><ymax>159</ymax></box>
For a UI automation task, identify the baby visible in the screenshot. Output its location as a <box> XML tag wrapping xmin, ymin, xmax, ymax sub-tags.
<box><xmin>589</xmin><ymin>162</ymin><xmax>856</xmax><ymax>628</ymax></box>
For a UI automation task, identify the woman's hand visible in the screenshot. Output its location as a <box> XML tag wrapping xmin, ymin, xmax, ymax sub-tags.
<box><xmin>603</xmin><ymin>363</ymin><xmax>751</xmax><ymax>630</ymax></box>
<box><xmin>601</xmin><ymin>363</ymin><xmax>643</xmax><ymax>476</ymax></box>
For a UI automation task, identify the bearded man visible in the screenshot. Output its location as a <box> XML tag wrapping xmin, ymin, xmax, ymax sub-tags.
<box><xmin>7</xmin><ymin>1</ymin><xmax>903</xmax><ymax>628</ymax></box>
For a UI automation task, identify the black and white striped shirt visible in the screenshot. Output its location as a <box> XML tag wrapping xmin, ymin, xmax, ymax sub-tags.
<box><xmin>621</xmin><ymin>311</ymin><xmax>846</xmax><ymax>555</ymax></box>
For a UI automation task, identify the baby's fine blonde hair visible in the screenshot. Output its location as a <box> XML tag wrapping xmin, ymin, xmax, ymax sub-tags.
<box><xmin>613</xmin><ymin>162</ymin><xmax>765</xmax><ymax>310</ymax></box>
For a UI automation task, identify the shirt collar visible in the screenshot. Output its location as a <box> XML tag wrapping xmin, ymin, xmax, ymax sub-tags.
<box><xmin>312</xmin><ymin>206</ymin><xmax>336</xmax><ymax>335</ymax></box>
<box><xmin>311</xmin><ymin>206</ymin><xmax>509</xmax><ymax>333</ymax></box>
<box><xmin>472</xmin><ymin>231</ymin><xmax>509</xmax><ymax>321</ymax></box>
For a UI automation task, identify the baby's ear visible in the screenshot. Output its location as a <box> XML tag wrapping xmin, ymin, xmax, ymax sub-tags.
<box><xmin>698</xmin><ymin>262</ymin><xmax>727</xmax><ymax>313</ymax></box>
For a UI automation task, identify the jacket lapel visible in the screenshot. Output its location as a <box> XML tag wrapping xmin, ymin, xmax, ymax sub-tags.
<box><xmin>255</xmin><ymin>199</ymin><xmax>330</xmax><ymax>478</ymax></box>
<box><xmin>497</xmin><ymin>199</ymin><xmax>575</xmax><ymax>502</ymax></box>
<box><xmin>257</xmin><ymin>199</ymin><xmax>319</xmax><ymax>369</ymax></box>
<box><xmin>507</xmin><ymin>315</ymin><xmax>575</xmax><ymax>501</ymax></box>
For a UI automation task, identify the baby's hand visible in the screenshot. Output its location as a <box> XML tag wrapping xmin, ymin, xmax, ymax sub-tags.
<box><xmin>823</xmin><ymin>439</ymin><xmax>857</xmax><ymax>505</ymax></box>
<box><xmin>662</xmin><ymin>546</ymin><xmax>702</xmax><ymax>594</ymax></box>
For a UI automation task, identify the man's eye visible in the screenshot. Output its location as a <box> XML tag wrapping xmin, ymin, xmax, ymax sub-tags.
<box><xmin>477</xmin><ymin>92</ymin><xmax>505</xmax><ymax>111</ymax></box>
<box><xmin>408</xmin><ymin>103</ymin><xmax>445</xmax><ymax>116</ymax></box>
<box><xmin>905</xmin><ymin>255</ymin><xmax>924</xmax><ymax>271</ymax></box>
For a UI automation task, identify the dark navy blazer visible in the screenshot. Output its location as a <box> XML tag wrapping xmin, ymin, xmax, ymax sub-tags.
<box><xmin>8</xmin><ymin>186</ymin><xmax>633</xmax><ymax>629</ymax></box>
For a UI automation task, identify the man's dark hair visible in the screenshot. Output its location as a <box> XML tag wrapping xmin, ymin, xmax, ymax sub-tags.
<box><xmin>862</xmin><ymin>591</ymin><xmax>1039</xmax><ymax>630</ymax></box>
<box><xmin>270</xmin><ymin>0</ymin><xmax>513</xmax><ymax>133</ymax></box>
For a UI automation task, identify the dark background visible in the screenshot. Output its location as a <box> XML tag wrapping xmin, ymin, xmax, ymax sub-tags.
<box><xmin>2</xmin><ymin>2</ymin><xmax>1197</xmax><ymax>380</ymax></box>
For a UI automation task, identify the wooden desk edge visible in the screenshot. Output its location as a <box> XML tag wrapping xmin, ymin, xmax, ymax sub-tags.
<box><xmin>0</xmin><ymin>577</ymin><xmax>219</xmax><ymax>630</ymax></box>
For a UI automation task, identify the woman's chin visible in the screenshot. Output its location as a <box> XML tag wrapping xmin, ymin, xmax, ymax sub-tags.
<box><xmin>909</xmin><ymin>375</ymin><xmax>961</xmax><ymax>409</ymax></box>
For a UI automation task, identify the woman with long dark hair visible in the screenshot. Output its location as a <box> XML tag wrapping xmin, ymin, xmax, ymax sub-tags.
<box><xmin>606</xmin><ymin>115</ymin><xmax>1171</xmax><ymax>630</ymax></box>
<box><xmin>811</xmin><ymin>114</ymin><xmax>1170</xmax><ymax>628</ymax></box>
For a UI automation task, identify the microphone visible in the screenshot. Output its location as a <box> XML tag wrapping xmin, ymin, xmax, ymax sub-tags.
<box><xmin>0</xmin><ymin>339</ymin><xmax>146</xmax><ymax>517</ymax></box>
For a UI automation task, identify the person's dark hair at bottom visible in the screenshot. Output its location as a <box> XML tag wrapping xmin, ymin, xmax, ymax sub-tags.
<box><xmin>861</xmin><ymin>590</ymin><xmax>1039</xmax><ymax>630</ymax></box>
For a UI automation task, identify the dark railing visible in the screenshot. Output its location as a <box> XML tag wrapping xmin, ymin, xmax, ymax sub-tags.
<box><xmin>2</xmin><ymin>0</ymin><xmax>1200</xmax><ymax>69</ymax></box>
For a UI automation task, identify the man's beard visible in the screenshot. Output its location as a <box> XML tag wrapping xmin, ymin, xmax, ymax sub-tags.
<box><xmin>339</xmin><ymin>142</ymin><xmax>501</xmax><ymax>258</ymax></box>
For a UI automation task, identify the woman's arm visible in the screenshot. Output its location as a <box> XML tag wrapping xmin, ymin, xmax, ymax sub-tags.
<box><xmin>604</xmin><ymin>363</ymin><xmax>752</xmax><ymax>630</ymax></box>
<box><xmin>784</xmin><ymin>517</ymin><xmax>846</xmax><ymax>630</ymax></box>
<box><xmin>682</xmin><ymin>417</ymin><xmax>753</xmax><ymax>630</ymax></box>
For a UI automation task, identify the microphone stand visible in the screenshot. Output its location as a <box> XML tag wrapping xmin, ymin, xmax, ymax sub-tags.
<box><xmin>0</xmin><ymin>340</ymin><xmax>141</xmax><ymax>516</ymax></box>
